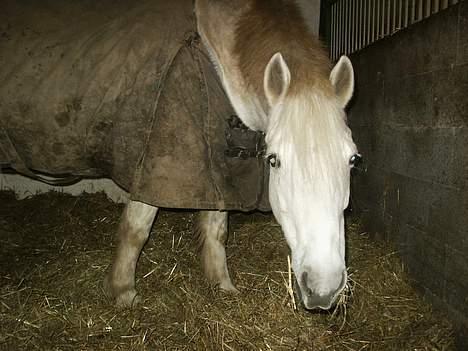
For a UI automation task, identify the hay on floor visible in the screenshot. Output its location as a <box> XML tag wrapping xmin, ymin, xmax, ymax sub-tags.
<box><xmin>0</xmin><ymin>191</ymin><xmax>455</xmax><ymax>350</ymax></box>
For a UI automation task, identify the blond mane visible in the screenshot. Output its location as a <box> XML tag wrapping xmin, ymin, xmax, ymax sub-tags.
<box><xmin>234</xmin><ymin>0</ymin><xmax>333</xmax><ymax>99</ymax></box>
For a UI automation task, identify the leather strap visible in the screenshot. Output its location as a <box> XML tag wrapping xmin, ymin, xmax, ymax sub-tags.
<box><xmin>0</xmin><ymin>126</ymin><xmax>82</xmax><ymax>186</ymax></box>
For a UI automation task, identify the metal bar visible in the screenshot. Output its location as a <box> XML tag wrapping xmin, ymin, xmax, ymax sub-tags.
<box><xmin>340</xmin><ymin>1</ymin><xmax>348</xmax><ymax>55</ymax></box>
<box><xmin>365</xmin><ymin>0</ymin><xmax>369</xmax><ymax>47</ymax></box>
<box><xmin>404</xmin><ymin>0</ymin><xmax>409</xmax><ymax>28</ymax></box>
<box><xmin>398</xmin><ymin>0</ymin><xmax>401</xmax><ymax>30</ymax></box>
<box><xmin>335</xmin><ymin>1</ymin><xmax>339</xmax><ymax>59</ymax></box>
<box><xmin>335</xmin><ymin>2</ymin><xmax>339</xmax><ymax>60</ymax></box>
<box><xmin>336</xmin><ymin>1</ymin><xmax>340</xmax><ymax>59</ymax></box>
<box><xmin>337</xmin><ymin>0</ymin><xmax>342</xmax><ymax>59</ymax></box>
<box><xmin>350</xmin><ymin>0</ymin><xmax>353</xmax><ymax>54</ymax></box>
<box><xmin>366</xmin><ymin>0</ymin><xmax>373</xmax><ymax>45</ymax></box>
<box><xmin>355</xmin><ymin>0</ymin><xmax>360</xmax><ymax>52</ymax></box>
<box><xmin>342</xmin><ymin>0</ymin><xmax>346</xmax><ymax>55</ymax></box>
<box><xmin>351</xmin><ymin>0</ymin><xmax>355</xmax><ymax>53</ymax></box>
<box><xmin>330</xmin><ymin>3</ymin><xmax>335</xmax><ymax>60</ymax></box>
<box><xmin>380</xmin><ymin>0</ymin><xmax>385</xmax><ymax>38</ymax></box>
<box><xmin>371</xmin><ymin>0</ymin><xmax>376</xmax><ymax>42</ymax></box>
<box><xmin>424</xmin><ymin>0</ymin><xmax>431</xmax><ymax>17</ymax></box>
<box><xmin>376</xmin><ymin>0</ymin><xmax>381</xmax><ymax>39</ymax></box>
<box><xmin>342</xmin><ymin>1</ymin><xmax>349</xmax><ymax>55</ymax></box>
<box><xmin>357</xmin><ymin>0</ymin><xmax>364</xmax><ymax>50</ymax></box>
<box><xmin>325</xmin><ymin>0</ymin><xmax>464</xmax><ymax>61</ymax></box>
<box><xmin>362</xmin><ymin>0</ymin><xmax>366</xmax><ymax>48</ymax></box>
<box><xmin>354</xmin><ymin>0</ymin><xmax>359</xmax><ymax>52</ymax></box>
<box><xmin>386</xmin><ymin>0</ymin><xmax>391</xmax><ymax>35</ymax></box>
<box><xmin>416</xmin><ymin>0</ymin><xmax>423</xmax><ymax>22</ymax></box>
<box><xmin>337</xmin><ymin>2</ymin><xmax>340</xmax><ymax>60</ymax></box>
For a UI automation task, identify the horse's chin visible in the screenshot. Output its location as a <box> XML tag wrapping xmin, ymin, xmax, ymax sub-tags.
<box><xmin>301</xmin><ymin>291</ymin><xmax>337</xmax><ymax>311</ymax></box>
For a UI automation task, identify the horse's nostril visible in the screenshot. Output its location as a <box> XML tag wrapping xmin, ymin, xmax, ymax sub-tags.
<box><xmin>301</xmin><ymin>271</ymin><xmax>313</xmax><ymax>297</ymax></box>
<box><xmin>301</xmin><ymin>271</ymin><xmax>307</xmax><ymax>284</ymax></box>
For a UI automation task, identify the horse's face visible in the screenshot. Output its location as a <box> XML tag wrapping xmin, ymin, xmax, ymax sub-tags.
<box><xmin>263</xmin><ymin>54</ymin><xmax>357</xmax><ymax>310</ymax></box>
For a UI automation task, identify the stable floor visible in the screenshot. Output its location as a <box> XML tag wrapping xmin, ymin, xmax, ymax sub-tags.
<box><xmin>0</xmin><ymin>192</ymin><xmax>455</xmax><ymax>350</ymax></box>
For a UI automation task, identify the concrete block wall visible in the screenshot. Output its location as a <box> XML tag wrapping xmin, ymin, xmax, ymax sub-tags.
<box><xmin>0</xmin><ymin>173</ymin><xmax>129</xmax><ymax>203</ymax></box>
<box><xmin>348</xmin><ymin>2</ymin><xmax>468</xmax><ymax>331</ymax></box>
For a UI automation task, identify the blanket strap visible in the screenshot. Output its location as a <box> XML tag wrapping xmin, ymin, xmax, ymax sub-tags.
<box><xmin>0</xmin><ymin>126</ymin><xmax>82</xmax><ymax>185</ymax></box>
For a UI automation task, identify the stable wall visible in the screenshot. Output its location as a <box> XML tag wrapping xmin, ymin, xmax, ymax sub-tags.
<box><xmin>348</xmin><ymin>2</ymin><xmax>468</xmax><ymax>331</ymax></box>
<box><xmin>295</xmin><ymin>0</ymin><xmax>321</xmax><ymax>35</ymax></box>
<box><xmin>0</xmin><ymin>173</ymin><xmax>128</xmax><ymax>202</ymax></box>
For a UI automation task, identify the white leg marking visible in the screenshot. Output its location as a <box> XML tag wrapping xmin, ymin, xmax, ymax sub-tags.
<box><xmin>104</xmin><ymin>200</ymin><xmax>158</xmax><ymax>307</ymax></box>
<box><xmin>196</xmin><ymin>211</ymin><xmax>238</xmax><ymax>292</ymax></box>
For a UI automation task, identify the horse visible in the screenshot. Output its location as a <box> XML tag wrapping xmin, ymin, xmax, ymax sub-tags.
<box><xmin>0</xmin><ymin>0</ymin><xmax>359</xmax><ymax>311</ymax></box>
<box><xmin>105</xmin><ymin>0</ymin><xmax>359</xmax><ymax>310</ymax></box>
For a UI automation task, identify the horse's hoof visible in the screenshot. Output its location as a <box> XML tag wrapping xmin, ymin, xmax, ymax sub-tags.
<box><xmin>219</xmin><ymin>280</ymin><xmax>240</xmax><ymax>294</ymax></box>
<box><xmin>114</xmin><ymin>289</ymin><xmax>141</xmax><ymax>308</ymax></box>
<box><xmin>103</xmin><ymin>275</ymin><xmax>141</xmax><ymax>308</ymax></box>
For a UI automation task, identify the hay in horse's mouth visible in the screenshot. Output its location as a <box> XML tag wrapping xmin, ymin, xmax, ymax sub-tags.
<box><xmin>0</xmin><ymin>191</ymin><xmax>456</xmax><ymax>350</ymax></box>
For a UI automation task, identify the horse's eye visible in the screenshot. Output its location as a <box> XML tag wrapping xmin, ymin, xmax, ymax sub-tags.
<box><xmin>349</xmin><ymin>153</ymin><xmax>362</xmax><ymax>167</ymax></box>
<box><xmin>267</xmin><ymin>153</ymin><xmax>281</xmax><ymax>168</ymax></box>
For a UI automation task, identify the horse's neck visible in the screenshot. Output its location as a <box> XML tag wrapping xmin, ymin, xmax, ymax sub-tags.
<box><xmin>196</xmin><ymin>0</ymin><xmax>268</xmax><ymax>132</ymax></box>
<box><xmin>213</xmin><ymin>53</ymin><xmax>268</xmax><ymax>132</ymax></box>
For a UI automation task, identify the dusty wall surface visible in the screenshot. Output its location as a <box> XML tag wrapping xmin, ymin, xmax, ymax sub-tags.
<box><xmin>295</xmin><ymin>0</ymin><xmax>321</xmax><ymax>35</ymax></box>
<box><xmin>0</xmin><ymin>173</ymin><xmax>129</xmax><ymax>202</ymax></box>
<box><xmin>348</xmin><ymin>2</ymin><xmax>468</xmax><ymax>332</ymax></box>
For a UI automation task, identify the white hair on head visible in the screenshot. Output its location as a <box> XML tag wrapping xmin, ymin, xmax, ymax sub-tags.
<box><xmin>266</xmin><ymin>91</ymin><xmax>356</xmax><ymax>202</ymax></box>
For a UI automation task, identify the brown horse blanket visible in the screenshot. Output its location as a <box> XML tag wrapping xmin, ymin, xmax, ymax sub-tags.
<box><xmin>0</xmin><ymin>0</ymin><xmax>270</xmax><ymax>210</ymax></box>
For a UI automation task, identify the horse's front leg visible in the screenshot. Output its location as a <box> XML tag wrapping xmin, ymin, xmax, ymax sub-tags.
<box><xmin>104</xmin><ymin>200</ymin><xmax>158</xmax><ymax>307</ymax></box>
<box><xmin>196</xmin><ymin>210</ymin><xmax>238</xmax><ymax>292</ymax></box>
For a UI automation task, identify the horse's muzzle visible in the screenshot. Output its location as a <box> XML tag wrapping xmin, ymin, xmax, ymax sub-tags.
<box><xmin>298</xmin><ymin>270</ymin><xmax>347</xmax><ymax>310</ymax></box>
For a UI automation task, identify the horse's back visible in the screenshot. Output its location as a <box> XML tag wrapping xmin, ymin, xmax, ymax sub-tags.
<box><xmin>195</xmin><ymin>0</ymin><xmax>248</xmax><ymax>58</ymax></box>
<box><xmin>0</xmin><ymin>0</ymin><xmax>194</xmax><ymax>177</ymax></box>
<box><xmin>0</xmin><ymin>0</ymin><xmax>269</xmax><ymax>211</ymax></box>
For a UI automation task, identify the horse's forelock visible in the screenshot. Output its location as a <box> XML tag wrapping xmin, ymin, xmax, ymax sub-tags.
<box><xmin>266</xmin><ymin>92</ymin><xmax>354</xmax><ymax>197</ymax></box>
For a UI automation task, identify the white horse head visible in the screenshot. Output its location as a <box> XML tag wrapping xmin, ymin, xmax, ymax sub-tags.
<box><xmin>264</xmin><ymin>54</ymin><xmax>358</xmax><ymax>310</ymax></box>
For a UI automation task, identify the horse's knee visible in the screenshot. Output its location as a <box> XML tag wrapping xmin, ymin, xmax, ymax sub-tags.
<box><xmin>121</xmin><ymin>201</ymin><xmax>158</xmax><ymax>242</ymax></box>
<box><xmin>115</xmin><ymin>201</ymin><xmax>158</xmax><ymax>253</ymax></box>
<box><xmin>197</xmin><ymin>210</ymin><xmax>228</xmax><ymax>245</ymax></box>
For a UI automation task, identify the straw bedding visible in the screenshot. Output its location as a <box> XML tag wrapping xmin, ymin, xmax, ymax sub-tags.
<box><xmin>0</xmin><ymin>191</ymin><xmax>456</xmax><ymax>350</ymax></box>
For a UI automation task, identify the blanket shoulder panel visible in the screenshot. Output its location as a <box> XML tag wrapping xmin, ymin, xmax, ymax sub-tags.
<box><xmin>0</xmin><ymin>0</ymin><xmax>270</xmax><ymax>210</ymax></box>
<box><xmin>0</xmin><ymin>0</ymin><xmax>194</xmax><ymax>179</ymax></box>
<box><xmin>130</xmin><ymin>43</ymin><xmax>270</xmax><ymax>211</ymax></box>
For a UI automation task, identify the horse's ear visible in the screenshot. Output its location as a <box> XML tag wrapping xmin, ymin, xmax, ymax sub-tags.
<box><xmin>264</xmin><ymin>52</ymin><xmax>291</xmax><ymax>108</ymax></box>
<box><xmin>330</xmin><ymin>56</ymin><xmax>354</xmax><ymax>108</ymax></box>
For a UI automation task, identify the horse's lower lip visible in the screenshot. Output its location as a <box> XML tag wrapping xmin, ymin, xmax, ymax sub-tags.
<box><xmin>302</xmin><ymin>294</ymin><xmax>336</xmax><ymax>311</ymax></box>
<box><xmin>294</xmin><ymin>281</ymin><xmax>334</xmax><ymax>311</ymax></box>
<box><xmin>305</xmin><ymin>304</ymin><xmax>332</xmax><ymax>311</ymax></box>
